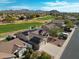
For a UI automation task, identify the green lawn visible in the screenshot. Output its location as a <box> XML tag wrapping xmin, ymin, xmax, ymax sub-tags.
<box><xmin>35</xmin><ymin>15</ymin><xmax>55</xmax><ymax>20</ymax></box>
<box><xmin>0</xmin><ymin>15</ymin><xmax>54</xmax><ymax>34</ymax></box>
<box><xmin>0</xmin><ymin>22</ymin><xmax>43</xmax><ymax>33</ymax></box>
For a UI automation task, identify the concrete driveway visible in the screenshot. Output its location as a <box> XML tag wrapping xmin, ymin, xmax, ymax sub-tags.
<box><xmin>39</xmin><ymin>43</ymin><xmax>60</xmax><ymax>57</ymax></box>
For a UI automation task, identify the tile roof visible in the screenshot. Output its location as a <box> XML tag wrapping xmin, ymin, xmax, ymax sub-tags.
<box><xmin>0</xmin><ymin>52</ymin><xmax>15</xmax><ymax>59</ymax></box>
<box><xmin>0</xmin><ymin>38</ymin><xmax>26</xmax><ymax>54</ymax></box>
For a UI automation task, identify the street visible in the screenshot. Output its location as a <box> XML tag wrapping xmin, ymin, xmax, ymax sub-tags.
<box><xmin>60</xmin><ymin>27</ymin><xmax>79</xmax><ymax>59</ymax></box>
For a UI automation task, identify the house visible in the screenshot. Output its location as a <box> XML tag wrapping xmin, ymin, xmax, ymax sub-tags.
<box><xmin>15</xmin><ymin>29</ymin><xmax>48</xmax><ymax>51</ymax></box>
<box><xmin>28</xmin><ymin>36</ymin><xmax>41</xmax><ymax>50</ymax></box>
<box><xmin>28</xmin><ymin>33</ymin><xmax>48</xmax><ymax>50</ymax></box>
<box><xmin>15</xmin><ymin>32</ymin><xmax>29</xmax><ymax>42</ymax></box>
<box><xmin>38</xmin><ymin>29</ymin><xmax>49</xmax><ymax>37</ymax></box>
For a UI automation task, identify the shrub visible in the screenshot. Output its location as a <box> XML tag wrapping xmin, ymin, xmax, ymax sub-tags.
<box><xmin>22</xmin><ymin>48</ymin><xmax>51</xmax><ymax>59</ymax></box>
<box><xmin>38</xmin><ymin>52</ymin><xmax>51</xmax><ymax>59</ymax></box>
<box><xmin>5</xmin><ymin>35</ymin><xmax>14</xmax><ymax>41</ymax></box>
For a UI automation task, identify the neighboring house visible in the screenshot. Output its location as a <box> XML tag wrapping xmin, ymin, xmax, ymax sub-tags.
<box><xmin>67</xmin><ymin>16</ymin><xmax>77</xmax><ymax>24</ymax></box>
<box><xmin>42</xmin><ymin>20</ymin><xmax>65</xmax><ymax>30</ymax></box>
<box><xmin>44</xmin><ymin>23</ymin><xmax>56</xmax><ymax>29</ymax></box>
<box><xmin>52</xmin><ymin>20</ymin><xmax>65</xmax><ymax>27</ymax></box>
<box><xmin>0</xmin><ymin>38</ymin><xmax>26</xmax><ymax>59</ymax></box>
<box><xmin>67</xmin><ymin>16</ymin><xmax>77</xmax><ymax>21</ymax></box>
<box><xmin>42</xmin><ymin>22</ymin><xmax>60</xmax><ymax>30</ymax></box>
<box><xmin>0</xmin><ymin>52</ymin><xmax>15</xmax><ymax>59</ymax></box>
<box><xmin>0</xmin><ymin>38</ymin><xmax>25</xmax><ymax>54</ymax></box>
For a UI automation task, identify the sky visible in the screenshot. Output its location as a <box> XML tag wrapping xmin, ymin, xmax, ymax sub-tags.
<box><xmin>0</xmin><ymin>0</ymin><xmax>79</xmax><ymax>12</ymax></box>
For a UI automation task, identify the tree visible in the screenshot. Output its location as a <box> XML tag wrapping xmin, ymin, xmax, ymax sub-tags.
<box><xmin>30</xmin><ymin>52</ymin><xmax>39</xmax><ymax>59</ymax></box>
<box><xmin>5</xmin><ymin>35</ymin><xmax>14</xmax><ymax>41</ymax></box>
<box><xmin>38</xmin><ymin>52</ymin><xmax>51</xmax><ymax>59</ymax></box>
<box><xmin>22</xmin><ymin>48</ymin><xmax>34</xmax><ymax>59</ymax></box>
<box><xmin>19</xmin><ymin>16</ymin><xmax>25</xmax><ymax>20</ymax></box>
<box><xmin>36</xmin><ymin>14</ymin><xmax>40</xmax><ymax>17</ymax></box>
<box><xmin>4</xmin><ymin>16</ymin><xmax>16</xmax><ymax>23</ymax></box>
<box><xmin>65</xmin><ymin>20</ymin><xmax>74</xmax><ymax>28</ymax></box>
<box><xmin>48</xmin><ymin>27</ymin><xmax>63</xmax><ymax>37</ymax></box>
<box><xmin>22</xmin><ymin>48</ymin><xmax>51</xmax><ymax>59</ymax></box>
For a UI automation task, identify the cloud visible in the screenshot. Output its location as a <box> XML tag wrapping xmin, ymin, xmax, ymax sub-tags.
<box><xmin>41</xmin><ymin>1</ymin><xmax>79</xmax><ymax>12</ymax></box>
<box><xmin>8</xmin><ymin>6</ymin><xmax>29</xmax><ymax>10</ymax></box>
<box><xmin>0</xmin><ymin>0</ymin><xmax>14</xmax><ymax>3</ymax></box>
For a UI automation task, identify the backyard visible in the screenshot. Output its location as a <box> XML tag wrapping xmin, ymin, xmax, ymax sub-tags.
<box><xmin>0</xmin><ymin>15</ymin><xmax>55</xmax><ymax>38</ymax></box>
<box><xmin>0</xmin><ymin>22</ymin><xmax>43</xmax><ymax>33</ymax></box>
